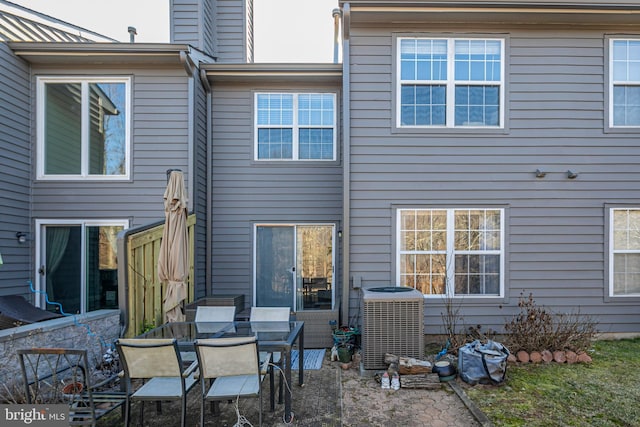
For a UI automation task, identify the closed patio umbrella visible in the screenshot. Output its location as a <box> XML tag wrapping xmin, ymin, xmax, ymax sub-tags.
<box><xmin>159</xmin><ymin>170</ymin><xmax>189</xmax><ymax>322</ymax></box>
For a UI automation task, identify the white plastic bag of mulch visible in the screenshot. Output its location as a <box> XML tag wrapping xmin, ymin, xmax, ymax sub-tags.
<box><xmin>458</xmin><ymin>339</ymin><xmax>510</xmax><ymax>385</ymax></box>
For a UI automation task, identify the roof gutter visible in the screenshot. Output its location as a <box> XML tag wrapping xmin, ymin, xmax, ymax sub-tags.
<box><xmin>350</xmin><ymin>5</ymin><xmax>640</xmax><ymax>13</ymax></box>
<box><xmin>341</xmin><ymin>1</ymin><xmax>640</xmax><ymax>26</ymax></box>
<box><xmin>8</xmin><ymin>42</ymin><xmax>198</xmax><ymax>68</ymax></box>
<box><xmin>340</xmin><ymin>1</ymin><xmax>640</xmax><ymax>10</ymax></box>
<box><xmin>202</xmin><ymin>63</ymin><xmax>342</xmax><ymax>77</ymax></box>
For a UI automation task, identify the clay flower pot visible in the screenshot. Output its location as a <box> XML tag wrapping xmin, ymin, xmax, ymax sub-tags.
<box><xmin>62</xmin><ymin>382</ymin><xmax>83</xmax><ymax>395</ymax></box>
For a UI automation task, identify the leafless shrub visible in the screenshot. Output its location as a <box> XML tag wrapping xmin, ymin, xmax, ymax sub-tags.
<box><xmin>466</xmin><ymin>324</ymin><xmax>497</xmax><ymax>342</ymax></box>
<box><xmin>0</xmin><ymin>382</ymin><xmax>28</xmax><ymax>404</ymax></box>
<box><xmin>504</xmin><ymin>292</ymin><xmax>598</xmax><ymax>353</ymax></box>
<box><xmin>549</xmin><ymin>310</ymin><xmax>598</xmax><ymax>352</ymax></box>
<box><xmin>440</xmin><ymin>294</ymin><xmax>468</xmax><ymax>351</ymax></box>
<box><xmin>440</xmin><ymin>295</ymin><xmax>497</xmax><ymax>352</ymax></box>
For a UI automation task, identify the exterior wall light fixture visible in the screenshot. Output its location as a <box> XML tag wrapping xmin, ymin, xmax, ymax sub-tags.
<box><xmin>16</xmin><ymin>232</ymin><xmax>27</xmax><ymax>244</ymax></box>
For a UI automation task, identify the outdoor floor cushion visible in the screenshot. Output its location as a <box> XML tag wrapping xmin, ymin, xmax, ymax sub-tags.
<box><xmin>0</xmin><ymin>295</ymin><xmax>63</xmax><ymax>330</ymax></box>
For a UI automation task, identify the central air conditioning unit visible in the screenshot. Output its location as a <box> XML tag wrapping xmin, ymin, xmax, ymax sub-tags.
<box><xmin>361</xmin><ymin>287</ymin><xmax>424</xmax><ymax>370</ymax></box>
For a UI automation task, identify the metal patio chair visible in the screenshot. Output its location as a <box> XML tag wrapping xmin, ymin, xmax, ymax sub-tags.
<box><xmin>115</xmin><ymin>338</ymin><xmax>197</xmax><ymax>427</ymax></box>
<box><xmin>195</xmin><ymin>305</ymin><xmax>236</xmax><ymax>323</ymax></box>
<box><xmin>194</xmin><ymin>305</ymin><xmax>236</xmax><ymax>334</ymax></box>
<box><xmin>17</xmin><ymin>347</ymin><xmax>125</xmax><ymax>426</ymax></box>
<box><xmin>180</xmin><ymin>305</ymin><xmax>238</xmax><ymax>363</ymax></box>
<box><xmin>194</xmin><ymin>336</ymin><xmax>267</xmax><ymax>427</ymax></box>
<box><xmin>250</xmin><ymin>306</ymin><xmax>291</xmax><ymax>407</ymax></box>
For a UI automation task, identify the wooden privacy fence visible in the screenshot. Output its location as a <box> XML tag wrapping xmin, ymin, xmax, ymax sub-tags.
<box><xmin>118</xmin><ymin>214</ymin><xmax>195</xmax><ymax>337</ymax></box>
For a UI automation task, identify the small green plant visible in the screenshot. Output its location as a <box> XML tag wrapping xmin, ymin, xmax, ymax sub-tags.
<box><xmin>140</xmin><ymin>320</ymin><xmax>156</xmax><ymax>334</ymax></box>
<box><xmin>504</xmin><ymin>292</ymin><xmax>598</xmax><ymax>353</ymax></box>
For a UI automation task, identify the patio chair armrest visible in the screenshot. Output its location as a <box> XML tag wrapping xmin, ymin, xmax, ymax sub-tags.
<box><xmin>183</xmin><ymin>360</ymin><xmax>199</xmax><ymax>378</ymax></box>
<box><xmin>259</xmin><ymin>351</ymin><xmax>272</xmax><ymax>375</ymax></box>
<box><xmin>89</xmin><ymin>372</ymin><xmax>121</xmax><ymax>390</ymax></box>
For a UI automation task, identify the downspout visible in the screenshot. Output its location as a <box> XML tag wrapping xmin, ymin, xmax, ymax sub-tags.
<box><xmin>199</xmin><ymin>68</ymin><xmax>213</xmax><ymax>297</ymax></box>
<box><xmin>340</xmin><ymin>3</ymin><xmax>351</xmax><ymax>326</ymax></box>
<box><xmin>116</xmin><ymin>229</ymin><xmax>129</xmax><ymax>336</ymax></box>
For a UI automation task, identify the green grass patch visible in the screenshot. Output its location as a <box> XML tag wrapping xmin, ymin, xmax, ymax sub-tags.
<box><xmin>465</xmin><ymin>338</ymin><xmax>640</xmax><ymax>427</ymax></box>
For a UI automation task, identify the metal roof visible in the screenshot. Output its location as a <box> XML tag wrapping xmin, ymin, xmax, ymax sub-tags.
<box><xmin>0</xmin><ymin>0</ymin><xmax>115</xmax><ymax>42</ymax></box>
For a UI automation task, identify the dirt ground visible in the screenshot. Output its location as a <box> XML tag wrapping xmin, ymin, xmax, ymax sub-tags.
<box><xmin>340</xmin><ymin>356</ymin><xmax>481</xmax><ymax>427</ymax></box>
<box><xmin>98</xmin><ymin>350</ymin><xmax>481</xmax><ymax>426</ymax></box>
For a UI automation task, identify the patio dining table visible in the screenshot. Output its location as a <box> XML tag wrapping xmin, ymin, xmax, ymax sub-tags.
<box><xmin>137</xmin><ymin>320</ymin><xmax>304</xmax><ymax>423</ymax></box>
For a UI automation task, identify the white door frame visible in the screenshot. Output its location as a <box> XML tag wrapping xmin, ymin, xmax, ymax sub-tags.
<box><xmin>35</xmin><ymin>219</ymin><xmax>129</xmax><ymax>312</ymax></box>
<box><xmin>253</xmin><ymin>223</ymin><xmax>336</xmax><ymax>311</ymax></box>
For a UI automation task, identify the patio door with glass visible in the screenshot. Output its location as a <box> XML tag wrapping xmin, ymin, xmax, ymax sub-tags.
<box><xmin>255</xmin><ymin>224</ymin><xmax>334</xmax><ymax>311</ymax></box>
<box><xmin>36</xmin><ymin>220</ymin><xmax>127</xmax><ymax>314</ymax></box>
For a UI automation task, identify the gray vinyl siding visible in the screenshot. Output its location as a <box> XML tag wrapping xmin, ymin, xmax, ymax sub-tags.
<box><xmin>245</xmin><ymin>0</ymin><xmax>254</xmax><ymax>63</ymax></box>
<box><xmin>0</xmin><ymin>43</ymin><xmax>31</xmax><ymax>297</ymax></box>
<box><xmin>193</xmin><ymin>76</ymin><xmax>208</xmax><ymax>299</ymax></box>
<box><xmin>169</xmin><ymin>0</ymin><xmax>215</xmax><ymax>55</ymax></box>
<box><xmin>215</xmin><ymin>0</ymin><xmax>251</xmax><ymax>63</ymax></box>
<box><xmin>170</xmin><ymin>0</ymin><xmax>251</xmax><ymax>62</ymax></box>
<box><xmin>30</xmin><ymin>67</ymin><xmax>191</xmax><ymax>227</ymax></box>
<box><xmin>347</xmin><ymin>24</ymin><xmax>640</xmax><ymax>334</ymax></box>
<box><xmin>170</xmin><ymin>0</ymin><xmax>204</xmax><ymax>52</ymax></box>
<box><xmin>210</xmin><ymin>81</ymin><xmax>343</xmax><ymax>307</ymax></box>
<box><xmin>203</xmin><ymin>0</ymin><xmax>216</xmax><ymax>56</ymax></box>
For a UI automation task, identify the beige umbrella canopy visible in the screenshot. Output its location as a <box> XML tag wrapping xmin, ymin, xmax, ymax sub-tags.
<box><xmin>159</xmin><ymin>170</ymin><xmax>189</xmax><ymax>323</ymax></box>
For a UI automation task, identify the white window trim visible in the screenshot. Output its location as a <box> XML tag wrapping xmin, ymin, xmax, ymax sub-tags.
<box><xmin>395</xmin><ymin>208</ymin><xmax>505</xmax><ymax>298</ymax></box>
<box><xmin>36</xmin><ymin>76</ymin><xmax>131</xmax><ymax>180</ymax></box>
<box><xmin>396</xmin><ymin>37</ymin><xmax>505</xmax><ymax>129</ymax></box>
<box><xmin>608</xmin><ymin>207</ymin><xmax>640</xmax><ymax>297</ymax></box>
<box><xmin>253</xmin><ymin>92</ymin><xmax>337</xmax><ymax>161</ymax></box>
<box><xmin>608</xmin><ymin>38</ymin><xmax>640</xmax><ymax>129</ymax></box>
<box><xmin>35</xmin><ymin>218</ymin><xmax>129</xmax><ymax>313</ymax></box>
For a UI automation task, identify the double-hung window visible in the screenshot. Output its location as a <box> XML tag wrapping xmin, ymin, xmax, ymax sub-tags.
<box><xmin>37</xmin><ymin>77</ymin><xmax>130</xmax><ymax>179</ymax></box>
<box><xmin>610</xmin><ymin>208</ymin><xmax>640</xmax><ymax>296</ymax></box>
<box><xmin>610</xmin><ymin>39</ymin><xmax>640</xmax><ymax>127</ymax></box>
<box><xmin>255</xmin><ymin>93</ymin><xmax>336</xmax><ymax>160</ymax></box>
<box><xmin>397</xmin><ymin>208</ymin><xmax>504</xmax><ymax>297</ymax></box>
<box><xmin>397</xmin><ymin>37</ymin><xmax>504</xmax><ymax>128</ymax></box>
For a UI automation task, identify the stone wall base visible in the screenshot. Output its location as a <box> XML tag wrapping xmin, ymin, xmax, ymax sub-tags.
<box><xmin>0</xmin><ymin>310</ymin><xmax>120</xmax><ymax>390</ymax></box>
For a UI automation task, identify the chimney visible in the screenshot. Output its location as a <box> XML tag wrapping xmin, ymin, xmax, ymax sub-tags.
<box><xmin>332</xmin><ymin>8</ymin><xmax>342</xmax><ymax>63</ymax></box>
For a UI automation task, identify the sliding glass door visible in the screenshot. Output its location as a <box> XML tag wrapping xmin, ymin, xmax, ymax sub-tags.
<box><xmin>37</xmin><ymin>220</ymin><xmax>127</xmax><ymax>314</ymax></box>
<box><xmin>255</xmin><ymin>226</ymin><xmax>295</xmax><ymax>308</ymax></box>
<box><xmin>255</xmin><ymin>224</ymin><xmax>334</xmax><ymax>311</ymax></box>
